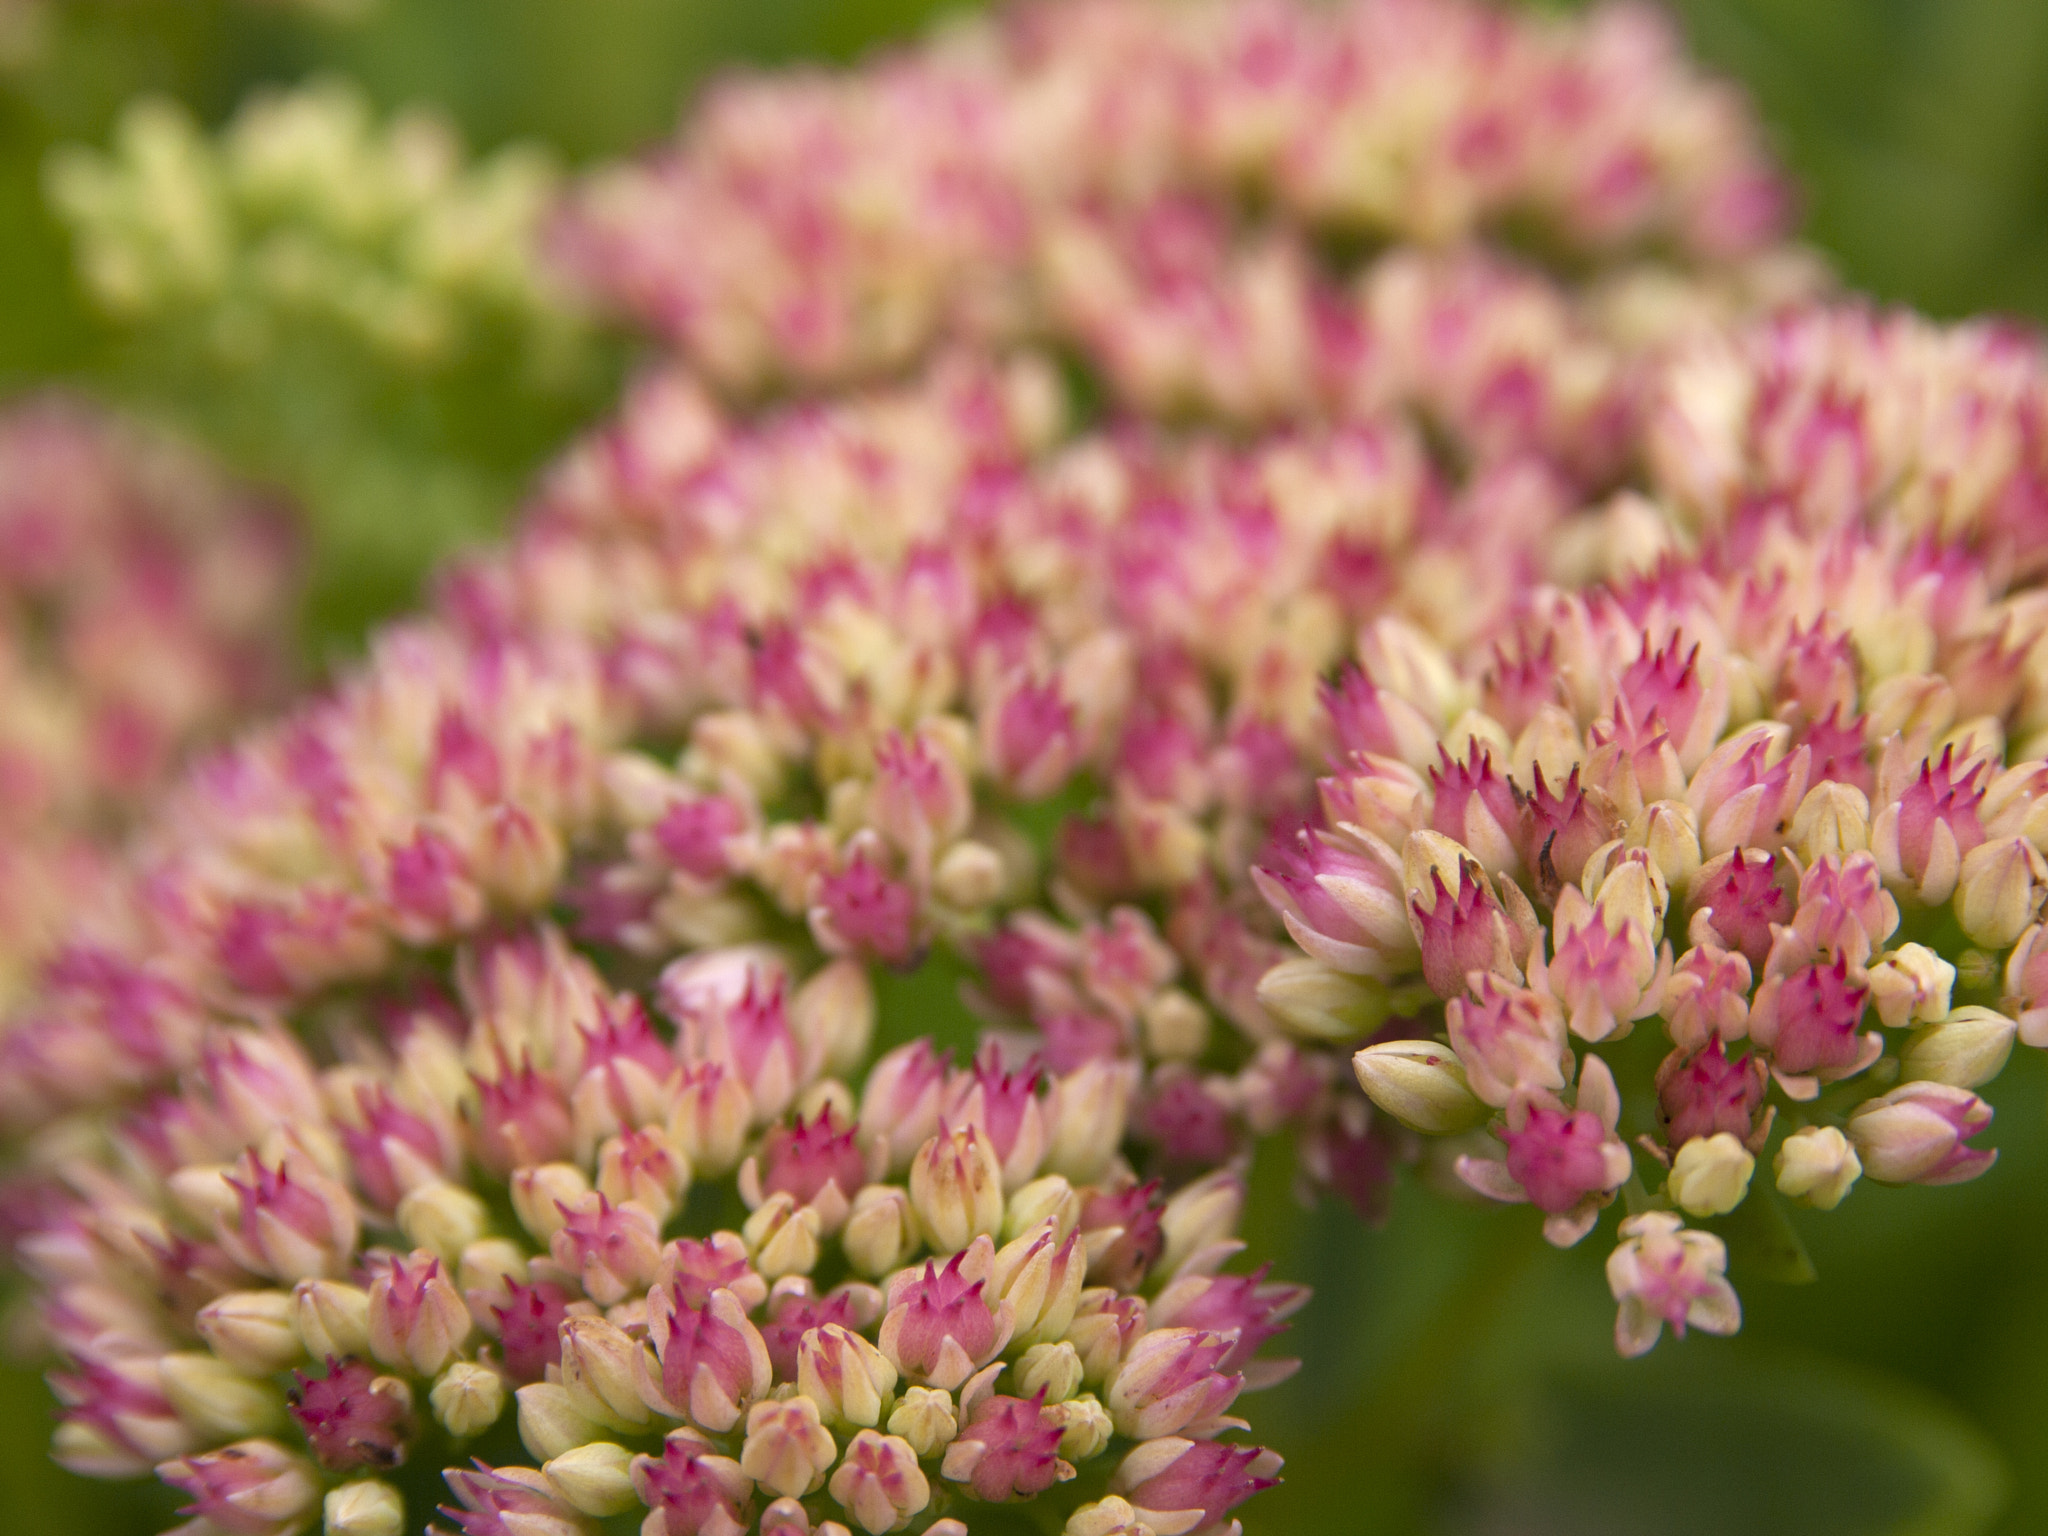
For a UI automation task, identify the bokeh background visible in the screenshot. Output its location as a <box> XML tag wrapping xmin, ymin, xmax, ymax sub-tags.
<box><xmin>4</xmin><ymin>2</ymin><xmax>2048</xmax><ymax>1532</ymax></box>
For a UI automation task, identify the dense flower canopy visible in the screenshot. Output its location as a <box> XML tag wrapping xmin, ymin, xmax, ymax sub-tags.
<box><xmin>20</xmin><ymin>1</ymin><xmax>2048</xmax><ymax>1535</ymax></box>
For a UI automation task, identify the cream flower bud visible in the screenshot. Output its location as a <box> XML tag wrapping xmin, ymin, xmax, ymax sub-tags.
<box><xmin>1351</xmin><ymin>1039</ymin><xmax>1489</xmax><ymax>1133</ymax></box>
<box><xmin>1254</xmin><ymin>957</ymin><xmax>1392</xmax><ymax>1041</ymax></box>
<box><xmin>886</xmin><ymin>1386</ymin><xmax>957</xmax><ymax>1458</ymax></box>
<box><xmin>1157</xmin><ymin>1170</ymin><xmax>1244</xmax><ymax>1281</ymax></box>
<box><xmin>1141</xmin><ymin>989</ymin><xmax>1211</xmax><ymax>1061</ymax></box>
<box><xmin>430</xmin><ymin>1361</ymin><xmax>507</xmax><ymax>1438</ymax></box>
<box><xmin>516</xmin><ymin>1382</ymin><xmax>606</xmax><ymax>1462</ymax></box>
<box><xmin>1866</xmin><ymin>944</ymin><xmax>1956</xmax><ymax>1029</ymax></box>
<box><xmin>934</xmin><ymin>840</ymin><xmax>1007</xmax><ymax>909</ymax></box>
<box><xmin>1774</xmin><ymin>1126</ymin><xmax>1862</xmax><ymax>1209</ymax></box>
<box><xmin>1957</xmin><ymin>837</ymin><xmax>2048</xmax><ymax>948</ymax></box>
<box><xmin>842</xmin><ymin>1184</ymin><xmax>919</xmax><ymax>1277</ymax></box>
<box><xmin>559</xmin><ymin>1315</ymin><xmax>653</xmax><ymax>1430</ymax></box>
<box><xmin>1015</xmin><ymin>1342</ymin><xmax>1086</xmax><ymax>1404</ymax></box>
<box><xmin>741</xmin><ymin>1395</ymin><xmax>838</xmax><ymax>1500</ymax></box>
<box><xmin>596</xmin><ymin>1126</ymin><xmax>692</xmax><ymax>1225</ymax></box>
<box><xmin>324</xmin><ymin>1480</ymin><xmax>403</xmax><ymax>1536</ymax></box>
<box><xmin>1005</xmin><ymin>1176</ymin><xmax>1081</xmax><ymax>1243</ymax></box>
<box><xmin>668</xmin><ymin>1061</ymin><xmax>754</xmax><ymax>1176</ymax></box>
<box><xmin>158</xmin><ymin>1351</ymin><xmax>283</xmax><ymax>1438</ymax></box>
<box><xmin>1903</xmin><ymin>1006</ymin><xmax>2017</xmax><ymax>1089</ymax></box>
<box><xmin>993</xmin><ymin>1220</ymin><xmax>1087</xmax><ymax>1349</ymax></box>
<box><xmin>396</xmin><ymin>1181</ymin><xmax>490</xmax><ymax>1261</ymax></box>
<box><xmin>909</xmin><ymin>1125</ymin><xmax>1005</xmax><ymax>1255</ymax></box>
<box><xmin>1790</xmin><ymin>781</ymin><xmax>1870</xmax><ymax>865</ymax></box>
<box><xmin>1666</xmin><ymin>1133</ymin><xmax>1755</xmax><ymax>1218</ymax></box>
<box><xmin>196</xmin><ymin>1290</ymin><xmax>303</xmax><ymax>1375</ymax></box>
<box><xmin>292</xmin><ymin>1279</ymin><xmax>371</xmax><ymax>1362</ymax></box>
<box><xmin>1048</xmin><ymin>1394</ymin><xmax>1114</xmax><ymax>1461</ymax></box>
<box><xmin>792</xmin><ymin>959</ymin><xmax>877</xmax><ymax>1082</ymax></box>
<box><xmin>510</xmin><ymin>1163</ymin><xmax>591</xmax><ymax>1243</ymax></box>
<box><xmin>544</xmin><ymin>1440</ymin><xmax>640</xmax><ymax>1517</ymax></box>
<box><xmin>829</xmin><ymin>1429</ymin><xmax>932</xmax><ymax>1535</ymax></box>
<box><xmin>368</xmin><ymin>1250</ymin><xmax>473</xmax><ymax>1376</ymax></box>
<box><xmin>1043</xmin><ymin>1059</ymin><xmax>1136</xmax><ymax>1185</ymax></box>
<box><xmin>745</xmin><ymin>1190</ymin><xmax>824</xmax><ymax>1279</ymax></box>
<box><xmin>799</xmin><ymin>1323</ymin><xmax>899</xmax><ymax>1429</ymax></box>
<box><xmin>1630</xmin><ymin>800</ymin><xmax>1702</xmax><ymax>891</ymax></box>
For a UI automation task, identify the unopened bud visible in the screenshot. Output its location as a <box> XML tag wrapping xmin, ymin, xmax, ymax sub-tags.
<box><xmin>1015</xmin><ymin>1342</ymin><xmax>1086</xmax><ymax>1404</ymax></box>
<box><xmin>1666</xmin><ymin>1133</ymin><xmax>1755</xmax><ymax>1218</ymax></box>
<box><xmin>544</xmin><ymin>1440</ymin><xmax>640</xmax><ymax>1517</ymax></box>
<box><xmin>396</xmin><ymin>1182</ymin><xmax>489</xmax><ymax>1261</ymax></box>
<box><xmin>510</xmin><ymin>1163</ymin><xmax>591</xmax><ymax>1243</ymax></box>
<box><xmin>1156</xmin><ymin>1171</ymin><xmax>1242</xmax><ymax>1282</ymax></box>
<box><xmin>1141</xmin><ymin>990</ymin><xmax>1211</xmax><ymax>1061</ymax></box>
<box><xmin>798</xmin><ymin>1323</ymin><xmax>899</xmax><ymax>1429</ymax></box>
<box><xmin>324</xmin><ymin>1479</ymin><xmax>403</xmax><ymax>1536</ymax></box>
<box><xmin>430</xmin><ymin>1361</ymin><xmax>507</xmax><ymax>1437</ymax></box>
<box><xmin>1352</xmin><ymin>1039</ymin><xmax>1488</xmax><ymax>1133</ymax></box>
<box><xmin>1774</xmin><ymin>1125</ymin><xmax>1861</xmax><ymax>1209</ymax></box>
<box><xmin>792</xmin><ymin>959</ymin><xmax>877</xmax><ymax>1082</ymax></box>
<box><xmin>1957</xmin><ymin>837</ymin><xmax>2048</xmax><ymax>948</ymax></box>
<box><xmin>1005</xmin><ymin>1176</ymin><xmax>1081</xmax><ymax>1242</ymax></box>
<box><xmin>596</xmin><ymin>1126</ymin><xmax>692</xmax><ymax>1226</ymax></box>
<box><xmin>368</xmin><ymin>1251</ymin><xmax>473</xmax><ymax>1377</ymax></box>
<box><xmin>1866</xmin><ymin>944</ymin><xmax>1956</xmax><ymax>1029</ymax></box>
<box><xmin>1903</xmin><ymin>1006</ymin><xmax>2016</xmax><ymax>1089</ymax></box>
<box><xmin>1255</xmin><ymin>957</ymin><xmax>1391</xmax><ymax>1041</ymax></box>
<box><xmin>292</xmin><ymin>1280</ymin><xmax>371</xmax><ymax>1362</ymax></box>
<box><xmin>934</xmin><ymin>841</ymin><xmax>1007</xmax><ymax>909</ymax></box>
<box><xmin>516</xmin><ymin>1382</ymin><xmax>606</xmax><ymax>1462</ymax></box>
<box><xmin>740</xmin><ymin>1395</ymin><xmax>838</xmax><ymax>1501</ymax></box>
<box><xmin>909</xmin><ymin>1126</ymin><xmax>1005</xmax><ymax>1255</ymax></box>
<box><xmin>842</xmin><ymin>1185</ymin><xmax>918</xmax><ymax>1277</ymax></box>
<box><xmin>158</xmin><ymin>1351</ymin><xmax>284</xmax><ymax>1438</ymax></box>
<box><xmin>744</xmin><ymin>1191</ymin><xmax>823</xmax><ymax>1279</ymax></box>
<box><xmin>829</xmin><ymin>1429</ymin><xmax>932</xmax><ymax>1534</ymax></box>
<box><xmin>1043</xmin><ymin>1060</ymin><xmax>1134</xmax><ymax>1185</ymax></box>
<box><xmin>1790</xmin><ymin>782</ymin><xmax>1870</xmax><ymax>865</ymax></box>
<box><xmin>1630</xmin><ymin>800</ymin><xmax>1702</xmax><ymax>891</ymax></box>
<box><xmin>1048</xmin><ymin>1394</ymin><xmax>1114</xmax><ymax>1461</ymax></box>
<box><xmin>886</xmin><ymin>1386</ymin><xmax>957</xmax><ymax>1458</ymax></box>
<box><xmin>196</xmin><ymin>1290</ymin><xmax>303</xmax><ymax>1376</ymax></box>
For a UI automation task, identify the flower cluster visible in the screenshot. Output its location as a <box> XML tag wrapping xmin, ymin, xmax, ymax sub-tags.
<box><xmin>48</xmin><ymin>77</ymin><xmax>582</xmax><ymax>370</ymax></box>
<box><xmin>0</xmin><ymin>396</ymin><xmax>297</xmax><ymax>1011</ymax></box>
<box><xmin>555</xmin><ymin>0</ymin><xmax>1796</xmax><ymax>401</ymax></box>
<box><xmin>1329</xmin><ymin>304</ymin><xmax>2048</xmax><ymax>1354</ymax></box>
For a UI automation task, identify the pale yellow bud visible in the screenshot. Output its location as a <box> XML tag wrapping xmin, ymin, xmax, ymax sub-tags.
<box><xmin>744</xmin><ymin>1191</ymin><xmax>823</xmax><ymax>1279</ymax></box>
<box><xmin>1156</xmin><ymin>1171</ymin><xmax>1242</xmax><ymax>1281</ymax></box>
<box><xmin>158</xmin><ymin>1351</ymin><xmax>283</xmax><ymax>1438</ymax></box>
<box><xmin>396</xmin><ymin>1181</ymin><xmax>489</xmax><ymax>1261</ymax></box>
<box><xmin>791</xmin><ymin>959</ymin><xmax>876</xmax><ymax>1081</ymax></box>
<box><xmin>1957</xmin><ymin>837</ymin><xmax>2048</xmax><ymax>948</ymax></box>
<box><xmin>740</xmin><ymin>1395</ymin><xmax>837</xmax><ymax>1500</ymax></box>
<box><xmin>1048</xmin><ymin>1393</ymin><xmax>1114</xmax><ymax>1461</ymax></box>
<box><xmin>544</xmin><ymin>1440</ymin><xmax>640</xmax><ymax>1517</ymax></box>
<box><xmin>1629</xmin><ymin>800</ymin><xmax>1703</xmax><ymax>892</ymax></box>
<box><xmin>886</xmin><ymin>1386</ymin><xmax>957</xmax><ymax>1458</ymax></box>
<box><xmin>291</xmin><ymin>1279</ymin><xmax>371</xmax><ymax>1362</ymax></box>
<box><xmin>1352</xmin><ymin>1039</ymin><xmax>1488</xmax><ymax>1134</ymax></box>
<box><xmin>934</xmin><ymin>841</ymin><xmax>1007</xmax><ymax>909</ymax></box>
<box><xmin>516</xmin><ymin>1382</ymin><xmax>605</xmax><ymax>1462</ymax></box>
<box><xmin>1140</xmin><ymin>989</ymin><xmax>1211</xmax><ymax>1061</ymax></box>
<box><xmin>195</xmin><ymin>1290</ymin><xmax>302</xmax><ymax>1375</ymax></box>
<box><xmin>1043</xmin><ymin>1059</ymin><xmax>1135</xmax><ymax>1185</ymax></box>
<box><xmin>510</xmin><ymin>1163</ymin><xmax>591</xmax><ymax>1243</ymax></box>
<box><xmin>1004</xmin><ymin>1176</ymin><xmax>1081</xmax><ymax>1243</ymax></box>
<box><xmin>842</xmin><ymin>1185</ymin><xmax>919</xmax><ymax>1277</ymax></box>
<box><xmin>1789</xmin><ymin>781</ymin><xmax>1870</xmax><ymax>865</ymax></box>
<box><xmin>1666</xmin><ymin>1133</ymin><xmax>1755</xmax><ymax>1218</ymax></box>
<box><xmin>1903</xmin><ymin>1006</ymin><xmax>2016</xmax><ymax>1089</ymax></box>
<box><xmin>324</xmin><ymin>1480</ymin><xmax>403</xmax><ymax>1536</ymax></box>
<box><xmin>429</xmin><ymin>1361</ymin><xmax>507</xmax><ymax>1438</ymax></box>
<box><xmin>1015</xmin><ymin>1342</ymin><xmax>1086</xmax><ymax>1403</ymax></box>
<box><xmin>908</xmin><ymin>1126</ymin><xmax>1004</xmax><ymax>1255</ymax></box>
<box><xmin>1774</xmin><ymin>1125</ymin><xmax>1861</xmax><ymax>1209</ymax></box>
<box><xmin>1255</xmin><ymin>957</ymin><xmax>1393</xmax><ymax>1041</ymax></box>
<box><xmin>1866</xmin><ymin>944</ymin><xmax>1956</xmax><ymax>1029</ymax></box>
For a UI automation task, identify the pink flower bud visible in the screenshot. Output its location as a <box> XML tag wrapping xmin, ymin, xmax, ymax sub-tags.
<box><xmin>1687</xmin><ymin>724</ymin><xmax>1809</xmax><ymax>857</ymax></box>
<box><xmin>49</xmin><ymin>1355</ymin><xmax>192</xmax><ymax>1475</ymax></box>
<box><xmin>1618</xmin><ymin>635</ymin><xmax>1729</xmax><ymax>774</ymax></box>
<box><xmin>1458</xmin><ymin>1061</ymin><xmax>1631</xmax><ymax>1247</ymax></box>
<box><xmin>829</xmin><ymin>1430</ymin><xmax>932</xmax><ymax>1534</ymax></box>
<box><xmin>939</xmin><ymin>1393</ymin><xmax>1074</xmax><ymax>1504</ymax></box>
<box><xmin>630</xmin><ymin>1435</ymin><xmax>754</xmax><ymax>1536</ymax></box>
<box><xmin>1655</xmin><ymin>1038</ymin><xmax>1768</xmax><ymax>1149</ymax></box>
<box><xmin>1252</xmin><ymin>827</ymin><xmax>1413</xmax><ymax>977</ymax></box>
<box><xmin>659</xmin><ymin>1232</ymin><xmax>768</xmax><ymax>1314</ymax></box>
<box><xmin>569</xmin><ymin>998</ymin><xmax>680</xmax><ymax>1153</ymax></box>
<box><xmin>549</xmin><ymin>1192</ymin><xmax>664</xmax><ymax>1306</ymax></box>
<box><xmin>859</xmin><ymin>1041</ymin><xmax>952</xmax><ymax>1172</ymax></box>
<box><xmin>596</xmin><ymin>1126</ymin><xmax>691</xmax><ymax>1225</ymax></box>
<box><xmin>439</xmin><ymin>1463</ymin><xmax>591</xmax><ymax>1536</ymax></box>
<box><xmin>1870</xmin><ymin>745</ymin><xmax>1990</xmax><ymax>905</ymax></box>
<box><xmin>667</xmin><ymin>1061</ymin><xmax>753</xmax><ymax>1176</ymax></box>
<box><xmin>368</xmin><ymin>1249</ymin><xmax>473</xmax><ymax>1377</ymax></box>
<box><xmin>200</xmin><ymin>1030</ymin><xmax>325</xmax><ymax>1152</ymax></box>
<box><xmin>641</xmin><ymin>1284</ymin><xmax>772</xmax><ymax>1432</ymax></box>
<box><xmin>1849</xmin><ymin>1083</ymin><xmax>1997</xmax><ymax>1185</ymax></box>
<box><xmin>667</xmin><ymin>966</ymin><xmax>803</xmax><ymax>1128</ymax></box>
<box><xmin>1076</xmin><ymin>1179</ymin><xmax>1165</xmax><ymax>1292</ymax></box>
<box><xmin>287</xmin><ymin>1357</ymin><xmax>415</xmax><ymax>1472</ymax></box>
<box><xmin>218</xmin><ymin>1148</ymin><xmax>359</xmax><ymax>1283</ymax></box>
<box><xmin>797</xmin><ymin>1323</ymin><xmax>899</xmax><ymax>1429</ymax></box>
<box><xmin>741</xmin><ymin>1107</ymin><xmax>876</xmax><ymax>1234</ymax></box>
<box><xmin>1063</xmin><ymin>1288</ymin><xmax>1148</xmax><ymax>1386</ymax></box>
<box><xmin>1444</xmin><ymin>976</ymin><xmax>1569</xmax><ymax>1107</ymax></box>
<box><xmin>1149</xmin><ymin>1265</ymin><xmax>1309</xmax><ymax>1389</ymax></box>
<box><xmin>945</xmin><ymin>1048</ymin><xmax>1050</xmax><ymax>1191</ymax></box>
<box><xmin>650</xmin><ymin>794</ymin><xmax>750</xmax><ymax>881</ymax></box>
<box><xmin>1605</xmin><ymin>1211</ymin><xmax>1741</xmax><ymax>1357</ymax></box>
<box><xmin>472</xmin><ymin>1057</ymin><xmax>576</xmax><ymax>1177</ymax></box>
<box><xmin>1042</xmin><ymin>1058</ymin><xmax>1136</xmax><ymax>1186</ymax></box>
<box><xmin>157</xmin><ymin>1438</ymin><xmax>320</xmax><ymax>1536</ymax></box>
<box><xmin>811</xmin><ymin>844</ymin><xmax>921</xmax><ymax>968</ymax></box>
<box><xmin>871</xmin><ymin>729</ymin><xmax>972</xmax><ymax>874</ymax></box>
<box><xmin>759</xmin><ymin>1280</ymin><xmax>884</xmax><ymax>1380</ymax></box>
<box><xmin>1778</xmin><ymin>852</ymin><xmax>1898</xmax><ymax>967</ymax></box>
<box><xmin>1521</xmin><ymin>764</ymin><xmax>1624</xmax><ymax>894</ymax></box>
<box><xmin>1534</xmin><ymin>880</ymin><xmax>1670</xmax><ymax>1044</ymax></box>
<box><xmin>877</xmin><ymin>1239</ymin><xmax>1015</xmax><ymax>1391</ymax></box>
<box><xmin>1404</xmin><ymin>831</ymin><xmax>1521</xmax><ymax>999</ymax></box>
<box><xmin>339</xmin><ymin>1084</ymin><xmax>459</xmax><ymax>1213</ymax></box>
<box><xmin>1747</xmin><ymin>954</ymin><xmax>1880</xmax><ymax>1095</ymax></box>
<box><xmin>740</xmin><ymin>1396</ymin><xmax>837</xmax><ymax>1501</ymax></box>
<box><xmin>909</xmin><ymin>1124</ymin><xmax>1005</xmax><ymax>1255</ymax></box>
<box><xmin>382</xmin><ymin>825</ymin><xmax>485</xmax><ymax>944</ymax></box>
<box><xmin>489</xmin><ymin>1280</ymin><xmax>572</xmax><ymax>1385</ymax></box>
<box><xmin>983</xmin><ymin>676</ymin><xmax>1082</xmax><ymax>799</ymax></box>
<box><xmin>1685</xmin><ymin>848</ymin><xmax>1791</xmax><ymax>969</ymax></box>
<box><xmin>1104</xmin><ymin>1327</ymin><xmax>1243</xmax><ymax>1439</ymax></box>
<box><xmin>1112</xmin><ymin>1437</ymin><xmax>1283</xmax><ymax>1534</ymax></box>
<box><xmin>1661</xmin><ymin>942</ymin><xmax>1752</xmax><ymax>1050</ymax></box>
<box><xmin>1429</xmin><ymin>741</ymin><xmax>1523</xmax><ymax>879</ymax></box>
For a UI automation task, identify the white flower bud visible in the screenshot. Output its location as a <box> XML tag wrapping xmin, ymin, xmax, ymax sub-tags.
<box><xmin>1352</xmin><ymin>1039</ymin><xmax>1489</xmax><ymax>1134</ymax></box>
<box><xmin>292</xmin><ymin>1279</ymin><xmax>372</xmax><ymax>1362</ymax></box>
<box><xmin>196</xmin><ymin>1290</ymin><xmax>303</xmax><ymax>1375</ymax></box>
<box><xmin>545</xmin><ymin>1440</ymin><xmax>639</xmax><ymax>1517</ymax></box>
<box><xmin>1666</xmin><ymin>1133</ymin><xmax>1755</xmax><ymax>1218</ymax></box>
<box><xmin>158</xmin><ymin>1351</ymin><xmax>283</xmax><ymax>1438</ymax></box>
<box><xmin>324</xmin><ymin>1480</ymin><xmax>403</xmax><ymax>1536</ymax></box>
<box><xmin>1902</xmin><ymin>1006</ymin><xmax>2016</xmax><ymax>1089</ymax></box>
<box><xmin>396</xmin><ymin>1181</ymin><xmax>490</xmax><ymax>1261</ymax></box>
<box><xmin>1015</xmin><ymin>1342</ymin><xmax>1085</xmax><ymax>1404</ymax></box>
<box><xmin>886</xmin><ymin>1386</ymin><xmax>957</xmax><ymax>1458</ymax></box>
<box><xmin>430</xmin><ymin>1361</ymin><xmax>508</xmax><ymax>1438</ymax></box>
<box><xmin>1774</xmin><ymin>1125</ymin><xmax>1862</xmax><ymax>1209</ymax></box>
<box><xmin>510</xmin><ymin>1163</ymin><xmax>590</xmax><ymax>1243</ymax></box>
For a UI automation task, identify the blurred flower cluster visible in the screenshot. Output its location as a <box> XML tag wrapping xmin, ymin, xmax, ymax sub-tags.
<box><xmin>48</xmin><ymin>77</ymin><xmax>582</xmax><ymax>372</ymax></box>
<box><xmin>19</xmin><ymin>0</ymin><xmax>2048</xmax><ymax>1533</ymax></box>
<box><xmin>0</xmin><ymin>396</ymin><xmax>297</xmax><ymax>1013</ymax></box>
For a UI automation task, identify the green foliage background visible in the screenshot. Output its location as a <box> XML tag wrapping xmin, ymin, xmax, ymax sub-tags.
<box><xmin>4</xmin><ymin>2</ymin><xmax>2047</xmax><ymax>1532</ymax></box>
